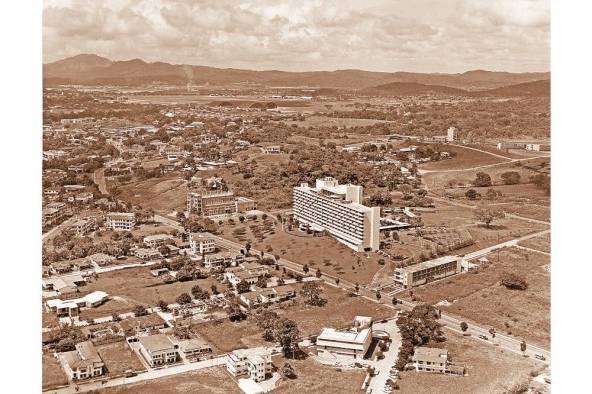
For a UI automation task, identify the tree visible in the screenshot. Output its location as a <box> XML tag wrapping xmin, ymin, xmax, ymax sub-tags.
<box><xmin>335</xmin><ymin>278</ymin><xmax>340</xmax><ymax>285</ymax></box>
<box><xmin>355</xmin><ymin>283</ymin><xmax>360</xmax><ymax>293</ymax></box>
<box><xmin>465</xmin><ymin>189</ymin><xmax>480</xmax><ymax>200</ymax></box>
<box><xmin>474</xmin><ymin>206</ymin><xmax>505</xmax><ymax>227</ymax></box>
<box><xmin>302</xmin><ymin>264</ymin><xmax>309</xmax><ymax>274</ymax></box>
<box><xmin>520</xmin><ymin>340</ymin><xmax>527</xmax><ymax>355</ymax></box>
<box><xmin>376</xmin><ymin>291</ymin><xmax>382</xmax><ymax>300</ymax></box>
<box><xmin>392</xmin><ymin>296</ymin><xmax>398</xmax><ymax>306</ymax></box>
<box><xmin>489</xmin><ymin>328</ymin><xmax>496</xmax><ymax>339</ymax></box>
<box><xmin>500</xmin><ymin>272</ymin><xmax>528</xmax><ymax>290</ymax></box>
<box><xmin>273</xmin><ymin>318</ymin><xmax>300</xmax><ymax>358</ymax></box>
<box><xmin>176</xmin><ymin>293</ymin><xmax>192</xmax><ymax>304</ymax></box>
<box><xmin>315</xmin><ymin>268</ymin><xmax>322</xmax><ymax>278</ymax></box>
<box><xmin>245</xmin><ymin>242</ymin><xmax>252</xmax><ymax>255</ymax></box>
<box><xmin>460</xmin><ymin>321</ymin><xmax>469</xmax><ymax>332</ymax></box>
<box><xmin>236</xmin><ymin>280</ymin><xmax>251</xmax><ymax>294</ymax></box>
<box><xmin>132</xmin><ymin>305</ymin><xmax>148</xmax><ymax>317</ymax></box>
<box><xmin>156</xmin><ymin>300</ymin><xmax>169</xmax><ymax>312</ymax></box>
<box><xmin>474</xmin><ymin>172</ymin><xmax>492</xmax><ymax>187</ymax></box>
<box><xmin>500</xmin><ymin>171</ymin><xmax>521</xmax><ymax>185</ymax></box>
<box><xmin>281</xmin><ymin>363</ymin><xmax>297</xmax><ymax>379</ymax></box>
<box><xmin>300</xmin><ymin>281</ymin><xmax>326</xmax><ymax>306</ymax></box>
<box><xmin>256</xmin><ymin>275</ymin><xmax>267</xmax><ymax>288</ymax></box>
<box><xmin>111</xmin><ymin>312</ymin><xmax>120</xmax><ymax>322</ymax></box>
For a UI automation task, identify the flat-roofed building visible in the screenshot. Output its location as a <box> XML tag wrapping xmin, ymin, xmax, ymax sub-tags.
<box><xmin>72</xmin><ymin>217</ymin><xmax>96</xmax><ymax>236</ymax></box>
<box><xmin>177</xmin><ymin>339</ymin><xmax>212</xmax><ymax>360</ymax></box>
<box><xmin>106</xmin><ymin>212</ymin><xmax>136</xmax><ymax>231</ymax></box>
<box><xmin>411</xmin><ymin>347</ymin><xmax>465</xmax><ymax>376</ymax></box>
<box><xmin>189</xmin><ymin>232</ymin><xmax>216</xmax><ymax>255</ymax></box>
<box><xmin>293</xmin><ymin>177</ymin><xmax>380</xmax><ymax>252</ymax></box>
<box><xmin>226</xmin><ymin>347</ymin><xmax>272</xmax><ymax>383</ymax></box>
<box><xmin>137</xmin><ymin>334</ymin><xmax>178</xmax><ymax>367</ymax></box>
<box><xmin>143</xmin><ymin>233</ymin><xmax>173</xmax><ymax>248</ymax></box>
<box><xmin>187</xmin><ymin>189</ymin><xmax>237</xmax><ymax>217</ymax></box>
<box><xmin>394</xmin><ymin>255</ymin><xmax>461</xmax><ymax>288</ymax></box>
<box><xmin>316</xmin><ymin>316</ymin><xmax>373</xmax><ymax>360</ymax></box>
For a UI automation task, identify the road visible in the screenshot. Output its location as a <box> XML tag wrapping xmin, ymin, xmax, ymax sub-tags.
<box><xmin>153</xmin><ymin>215</ymin><xmax>550</xmax><ymax>365</ymax></box>
<box><xmin>44</xmin><ymin>355</ymin><xmax>227</xmax><ymax>394</ymax></box>
<box><xmin>42</xmin><ymin>217</ymin><xmax>76</xmax><ymax>242</ymax></box>
<box><xmin>93</xmin><ymin>167</ymin><xmax>108</xmax><ymax>195</ymax></box>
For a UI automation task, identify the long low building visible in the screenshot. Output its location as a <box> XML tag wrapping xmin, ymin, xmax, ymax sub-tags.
<box><xmin>316</xmin><ymin>316</ymin><xmax>373</xmax><ymax>360</ymax></box>
<box><xmin>293</xmin><ymin>177</ymin><xmax>380</xmax><ymax>252</ymax></box>
<box><xmin>46</xmin><ymin>291</ymin><xmax>109</xmax><ymax>317</ymax></box>
<box><xmin>394</xmin><ymin>255</ymin><xmax>461</xmax><ymax>288</ymax></box>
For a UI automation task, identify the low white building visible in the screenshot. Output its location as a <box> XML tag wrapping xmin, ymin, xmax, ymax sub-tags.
<box><xmin>316</xmin><ymin>316</ymin><xmax>373</xmax><ymax>360</ymax></box>
<box><xmin>226</xmin><ymin>347</ymin><xmax>272</xmax><ymax>383</ymax></box>
<box><xmin>46</xmin><ymin>291</ymin><xmax>109</xmax><ymax>318</ymax></box>
<box><xmin>137</xmin><ymin>334</ymin><xmax>178</xmax><ymax>367</ymax></box>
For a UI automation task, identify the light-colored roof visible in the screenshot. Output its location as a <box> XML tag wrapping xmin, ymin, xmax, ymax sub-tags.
<box><xmin>139</xmin><ymin>334</ymin><xmax>175</xmax><ymax>353</ymax></box>
<box><xmin>412</xmin><ymin>347</ymin><xmax>448</xmax><ymax>363</ymax></box>
<box><xmin>317</xmin><ymin>327</ymin><xmax>372</xmax><ymax>351</ymax></box>
<box><xmin>232</xmin><ymin>347</ymin><xmax>272</xmax><ymax>359</ymax></box>
<box><xmin>177</xmin><ymin>339</ymin><xmax>211</xmax><ymax>352</ymax></box>
<box><xmin>398</xmin><ymin>255</ymin><xmax>459</xmax><ymax>274</ymax></box>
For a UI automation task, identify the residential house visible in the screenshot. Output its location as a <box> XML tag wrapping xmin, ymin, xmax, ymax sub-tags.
<box><xmin>189</xmin><ymin>232</ymin><xmax>216</xmax><ymax>255</ymax></box>
<box><xmin>177</xmin><ymin>339</ymin><xmax>212</xmax><ymax>360</ymax></box>
<box><xmin>87</xmin><ymin>253</ymin><xmax>115</xmax><ymax>267</ymax></box>
<box><xmin>105</xmin><ymin>212</ymin><xmax>136</xmax><ymax>231</ymax></box>
<box><xmin>134</xmin><ymin>248</ymin><xmax>162</xmax><ymax>260</ymax></box>
<box><xmin>71</xmin><ymin>217</ymin><xmax>96</xmax><ymax>236</ymax></box>
<box><xmin>143</xmin><ymin>234</ymin><xmax>173</xmax><ymax>248</ymax></box>
<box><xmin>119</xmin><ymin>313</ymin><xmax>167</xmax><ymax>337</ymax></box>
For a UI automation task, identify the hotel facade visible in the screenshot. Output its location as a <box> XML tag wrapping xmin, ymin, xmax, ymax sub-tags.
<box><xmin>292</xmin><ymin>177</ymin><xmax>380</xmax><ymax>252</ymax></box>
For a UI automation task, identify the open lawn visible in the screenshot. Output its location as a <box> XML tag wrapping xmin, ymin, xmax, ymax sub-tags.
<box><xmin>97</xmin><ymin>340</ymin><xmax>146</xmax><ymax>376</ymax></box>
<box><xmin>84</xmin><ymin>267</ymin><xmax>220</xmax><ymax>306</ymax></box>
<box><xmin>221</xmin><ymin>222</ymin><xmax>387</xmax><ymax>285</ymax></box>
<box><xmin>518</xmin><ymin>232</ymin><xmax>550</xmax><ymax>253</ymax></box>
<box><xmin>421</xmin><ymin>145</ymin><xmax>510</xmax><ymax>171</ymax></box>
<box><xmin>79</xmin><ymin>299</ymin><xmax>137</xmax><ymax>321</ymax></box>
<box><xmin>400</xmin><ymin>247</ymin><xmax>550</xmax><ymax>347</ymax></box>
<box><xmin>273</xmin><ymin>353</ymin><xmax>366</xmax><ymax>393</ymax></box>
<box><xmin>98</xmin><ymin>366</ymin><xmax>240</xmax><ymax>394</ymax></box>
<box><xmin>422</xmin><ymin>157</ymin><xmax>549</xmax><ymax>192</ymax></box>
<box><xmin>117</xmin><ymin>175</ymin><xmax>187</xmax><ymax>213</ymax></box>
<box><xmin>42</xmin><ymin>353</ymin><xmax>69</xmax><ymax>390</ymax></box>
<box><xmin>194</xmin><ymin>283</ymin><xmax>393</xmax><ymax>352</ymax></box>
<box><xmin>288</xmin><ymin>115</ymin><xmax>393</xmax><ymax>128</ymax></box>
<box><xmin>397</xmin><ymin>333</ymin><xmax>541</xmax><ymax>394</ymax></box>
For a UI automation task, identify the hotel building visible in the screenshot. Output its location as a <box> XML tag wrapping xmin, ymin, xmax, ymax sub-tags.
<box><xmin>292</xmin><ymin>177</ymin><xmax>380</xmax><ymax>252</ymax></box>
<box><xmin>394</xmin><ymin>255</ymin><xmax>461</xmax><ymax>288</ymax></box>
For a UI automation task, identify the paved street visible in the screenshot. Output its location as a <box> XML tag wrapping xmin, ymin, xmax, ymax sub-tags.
<box><xmin>367</xmin><ymin>318</ymin><xmax>401</xmax><ymax>394</ymax></box>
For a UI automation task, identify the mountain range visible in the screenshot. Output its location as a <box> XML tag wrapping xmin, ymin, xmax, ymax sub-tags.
<box><xmin>43</xmin><ymin>54</ymin><xmax>550</xmax><ymax>96</ymax></box>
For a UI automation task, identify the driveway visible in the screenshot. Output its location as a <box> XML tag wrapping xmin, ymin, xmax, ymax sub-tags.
<box><xmin>367</xmin><ymin>317</ymin><xmax>401</xmax><ymax>393</ymax></box>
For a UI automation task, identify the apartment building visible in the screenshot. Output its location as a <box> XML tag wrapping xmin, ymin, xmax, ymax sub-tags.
<box><xmin>316</xmin><ymin>316</ymin><xmax>373</xmax><ymax>360</ymax></box>
<box><xmin>71</xmin><ymin>217</ymin><xmax>96</xmax><ymax>236</ymax></box>
<box><xmin>394</xmin><ymin>256</ymin><xmax>461</xmax><ymax>288</ymax></box>
<box><xmin>189</xmin><ymin>232</ymin><xmax>216</xmax><ymax>255</ymax></box>
<box><xmin>226</xmin><ymin>347</ymin><xmax>273</xmax><ymax>383</ymax></box>
<box><xmin>204</xmin><ymin>251</ymin><xmax>244</xmax><ymax>270</ymax></box>
<box><xmin>63</xmin><ymin>341</ymin><xmax>104</xmax><ymax>380</ymax></box>
<box><xmin>137</xmin><ymin>334</ymin><xmax>178</xmax><ymax>367</ymax></box>
<box><xmin>411</xmin><ymin>347</ymin><xmax>464</xmax><ymax>376</ymax></box>
<box><xmin>105</xmin><ymin>212</ymin><xmax>136</xmax><ymax>231</ymax></box>
<box><xmin>446</xmin><ymin>126</ymin><xmax>459</xmax><ymax>142</ymax></box>
<box><xmin>187</xmin><ymin>189</ymin><xmax>237</xmax><ymax>216</ymax></box>
<box><xmin>293</xmin><ymin>177</ymin><xmax>380</xmax><ymax>252</ymax></box>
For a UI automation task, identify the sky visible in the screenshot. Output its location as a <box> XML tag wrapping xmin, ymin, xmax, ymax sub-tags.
<box><xmin>43</xmin><ymin>0</ymin><xmax>550</xmax><ymax>73</ymax></box>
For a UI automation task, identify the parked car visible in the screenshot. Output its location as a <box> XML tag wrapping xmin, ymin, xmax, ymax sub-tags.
<box><xmin>478</xmin><ymin>335</ymin><xmax>489</xmax><ymax>340</ymax></box>
<box><xmin>544</xmin><ymin>377</ymin><xmax>551</xmax><ymax>384</ymax></box>
<box><xmin>535</xmin><ymin>354</ymin><xmax>546</xmax><ymax>361</ymax></box>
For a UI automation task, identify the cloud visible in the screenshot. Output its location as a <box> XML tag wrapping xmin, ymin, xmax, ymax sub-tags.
<box><xmin>43</xmin><ymin>0</ymin><xmax>550</xmax><ymax>73</ymax></box>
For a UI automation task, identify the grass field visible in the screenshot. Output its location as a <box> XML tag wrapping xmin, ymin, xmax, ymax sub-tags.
<box><xmin>420</xmin><ymin>145</ymin><xmax>510</xmax><ymax>171</ymax></box>
<box><xmin>518</xmin><ymin>232</ymin><xmax>550</xmax><ymax>253</ymax></box>
<box><xmin>42</xmin><ymin>353</ymin><xmax>69</xmax><ymax>390</ymax></box>
<box><xmin>194</xmin><ymin>283</ymin><xmax>393</xmax><ymax>352</ymax></box>
<box><xmin>397</xmin><ymin>333</ymin><xmax>540</xmax><ymax>394</ymax></box>
<box><xmin>97</xmin><ymin>340</ymin><xmax>146</xmax><ymax>375</ymax></box>
<box><xmin>117</xmin><ymin>175</ymin><xmax>187</xmax><ymax>213</ymax></box>
<box><xmin>287</xmin><ymin>115</ymin><xmax>394</xmax><ymax>128</ymax></box>
<box><xmin>273</xmin><ymin>353</ymin><xmax>366</xmax><ymax>393</ymax></box>
<box><xmin>98</xmin><ymin>366</ymin><xmax>241</xmax><ymax>394</ymax></box>
<box><xmin>221</xmin><ymin>223</ymin><xmax>386</xmax><ymax>285</ymax></box>
<box><xmin>400</xmin><ymin>247</ymin><xmax>550</xmax><ymax>347</ymax></box>
<box><xmin>84</xmin><ymin>267</ymin><xmax>220</xmax><ymax>307</ymax></box>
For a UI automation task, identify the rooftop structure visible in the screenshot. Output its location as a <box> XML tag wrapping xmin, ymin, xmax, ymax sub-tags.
<box><xmin>394</xmin><ymin>255</ymin><xmax>461</xmax><ymax>288</ymax></box>
<box><xmin>316</xmin><ymin>315</ymin><xmax>373</xmax><ymax>360</ymax></box>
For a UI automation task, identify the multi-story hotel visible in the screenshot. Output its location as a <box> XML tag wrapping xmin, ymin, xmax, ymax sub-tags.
<box><xmin>394</xmin><ymin>255</ymin><xmax>461</xmax><ymax>288</ymax></box>
<box><xmin>187</xmin><ymin>189</ymin><xmax>237</xmax><ymax>216</ymax></box>
<box><xmin>292</xmin><ymin>177</ymin><xmax>380</xmax><ymax>252</ymax></box>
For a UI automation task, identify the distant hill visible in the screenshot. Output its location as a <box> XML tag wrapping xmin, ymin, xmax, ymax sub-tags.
<box><xmin>359</xmin><ymin>81</ymin><xmax>467</xmax><ymax>96</ymax></box>
<box><xmin>44</xmin><ymin>54</ymin><xmax>550</xmax><ymax>90</ymax></box>
<box><xmin>471</xmin><ymin>79</ymin><xmax>550</xmax><ymax>97</ymax></box>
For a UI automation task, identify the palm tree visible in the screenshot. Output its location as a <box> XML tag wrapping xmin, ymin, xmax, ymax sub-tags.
<box><xmin>460</xmin><ymin>321</ymin><xmax>468</xmax><ymax>332</ymax></box>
